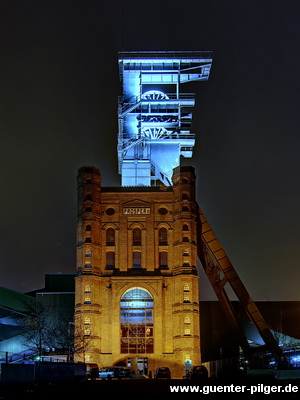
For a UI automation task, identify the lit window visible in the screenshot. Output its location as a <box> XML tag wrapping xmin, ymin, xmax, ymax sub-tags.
<box><xmin>84</xmin><ymin>317</ymin><xmax>91</xmax><ymax>325</ymax></box>
<box><xmin>132</xmin><ymin>228</ymin><xmax>142</xmax><ymax>246</ymax></box>
<box><xmin>84</xmin><ymin>285</ymin><xmax>91</xmax><ymax>293</ymax></box>
<box><xmin>183</xmin><ymin>284</ymin><xmax>190</xmax><ymax>292</ymax></box>
<box><xmin>85</xmin><ymin>250</ymin><xmax>92</xmax><ymax>257</ymax></box>
<box><xmin>120</xmin><ymin>288</ymin><xmax>154</xmax><ymax>354</ymax></box>
<box><xmin>158</xmin><ymin>228</ymin><xmax>168</xmax><ymax>245</ymax></box>
<box><xmin>183</xmin><ymin>296</ymin><xmax>190</xmax><ymax>303</ymax></box>
<box><xmin>184</xmin><ymin>329</ymin><xmax>191</xmax><ymax>336</ymax></box>
<box><xmin>84</xmin><ymin>297</ymin><xmax>91</xmax><ymax>304</ymax></box>
<box><xmin>106</xmin><ymin>228</ymin><xmax>115</xmax><ymax>246</ymax></box>
<box><xmin>84</xmin><ymin>329</ymin><xmax>91</xmax><ymax>336</ymax></box>
<box><xmin>184</xmin><ymin>316</ymin><xmax>191</xmax><ymax>324</ymax></box>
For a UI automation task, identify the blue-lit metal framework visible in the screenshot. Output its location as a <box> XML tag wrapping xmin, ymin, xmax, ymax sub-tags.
<box><xmin>118</xmin><ymin>51</ymin><xmax>213</xmax><ymax>186</ymax></box>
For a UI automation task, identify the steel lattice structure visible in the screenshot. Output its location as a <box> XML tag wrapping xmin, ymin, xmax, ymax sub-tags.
<box><xmin>118</xmin><ymin>51</ymin><xmax>213</xmax><ymax>186</ymax></box>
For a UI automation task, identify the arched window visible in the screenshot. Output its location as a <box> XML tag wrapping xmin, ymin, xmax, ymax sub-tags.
<box><xmin>106</xmin><ymin>252</ymin><xmax>115</xmax><ymax>269</ymax></box>
<box><xmin>132</xmin><ymin>228</ymin><xmax>141</xmax><ymax>246</ymax></box>
<box><xmin>182</xmin><ymin>193</ymin><xmax>189</xmax><ymax>200</ymax></box>
<box><xmin>184</xmin><ymin>316</ymin><xmax>191</xmax><ymax>324</ymax></box>
<box><xmin>158</xmin><ymin>227</ymin><xmax>168</xmax><ymax>245</ymax></box>
<box><xmin>84</xmin><ymin>285</ymin><xmax>91</xmax><ymax>293</ymax></box>
<box><xmin>183</xmin><ymin>284</ymin><xmax>190</xmax><ymax>292</ymax></box>
<box><xmin>84</xmin><ymin>317</ymin><xmax>91</xmax><ymax>325</ymax></box>
<box><xmin>85</xmin><ymin>225</ymin><xmax>92</xmax><ymax>231</ymax></box>
<box><xmin>85</xmin><ymin>194</ymin><xmax>93</xmax><ymax>201</ymax></box>
<box><xmin>85</xmin><ymin>250</ymin><xmax>92</xmax><ymax>257</ymax></box>
<box><xmin>159</xmin><ymin>251</ymin><xmax>168</xmax><ymax>269</ymax></box>
<box><xmin>182</xmin><ymin>224</ymin><xmax>189</xmax><ymax>231</ymax></box>
<box><xmin>120</xmin><ymin>288</ymin><xmax>154</xmax><ymax>354</ymax></box>
<box><xmin>106</xmin><ymin>228</ymin><xmax>115</xmax><ymax>246</ymax></box>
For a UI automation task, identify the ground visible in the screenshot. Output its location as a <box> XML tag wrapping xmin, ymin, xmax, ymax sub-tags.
<box><xmin>1</xmin><ymin>376</ymin><xmax>300</xmax><ymax>400</ymax></box>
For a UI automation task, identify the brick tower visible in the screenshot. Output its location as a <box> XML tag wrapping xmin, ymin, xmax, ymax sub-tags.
<box><xmin>74</xmin><ymin>165</ymin><xmax>201</xmax><ymax>378</ymax></box>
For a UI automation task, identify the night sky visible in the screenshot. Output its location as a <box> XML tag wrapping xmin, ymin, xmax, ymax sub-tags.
<box><xmin>1</xmin><ymin>0</ymin><xmax>299</xmax><ymax>300</ymax></box>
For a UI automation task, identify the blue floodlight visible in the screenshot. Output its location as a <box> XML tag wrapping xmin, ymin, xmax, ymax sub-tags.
<box><xmin>118</xmin><ymin>51</ymin><xmax>212</xmax><ymax>186</ymax></box>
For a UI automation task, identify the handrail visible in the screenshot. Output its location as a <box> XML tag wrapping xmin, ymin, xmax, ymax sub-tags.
<box><xmin>119</xmin><ymin>50</ymin><xmax>213</xmax><ymax>60</ymax></box>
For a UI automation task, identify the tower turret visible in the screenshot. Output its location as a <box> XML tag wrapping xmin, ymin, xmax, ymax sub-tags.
<box><xmin>172</xmin><ymin>166</ymin><xmax>198</xmax><ymax>275</ymax></box>
<box><xmin>76</xmin><ymin>166</ymin><xmax>102</xmax><ymax>276</ymax></box>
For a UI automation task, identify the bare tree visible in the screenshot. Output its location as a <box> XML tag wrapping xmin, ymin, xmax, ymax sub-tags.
<box><xmin>73</xmin><ymin>314</ymin><xmax>96</xmax><ymax>363</ymax></box>
<box><xmin>19</xmin><ymin>300</ymin><xmax>56</xmax><ymax>358</ymax></box>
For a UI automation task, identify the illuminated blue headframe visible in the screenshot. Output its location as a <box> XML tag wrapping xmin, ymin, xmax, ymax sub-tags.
<box><xmin>118</xmin><ymin>51</ymin><xmax>213</xmax><ymax>186</ymax></box>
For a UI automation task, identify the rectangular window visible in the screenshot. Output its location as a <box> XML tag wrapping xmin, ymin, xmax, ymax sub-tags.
<box><xmin>184</xmin><ymin>329</ymin><xmax>191</xmax><ymax>336</ymax></box>
<box><xmin>132</xmin><ymin>252</ymin><xmax>142</xmax><ymax>268</ymax></box>
<box><xmin>106</xmin><ymin>228</ymin><xmax>115</xmax><ymax>246</ymax></box>
<box><xmin>183</xmin><ymin>295</ymin><xmax>190</xmax><ymax>303</ymax></box>
<box><xmin>106</xmin><ymin>252</ymin><xmax>115</xmax><ymax>269</ymax></box>
<box><xmin>159</xmin><ymin>251</ymin><xmax>168</xmax><ymax>269</ymax></box>
<box><xmin>132</xmin><ymin>228</ymin><xmax>142</xmax><ymax>246</ymax></box>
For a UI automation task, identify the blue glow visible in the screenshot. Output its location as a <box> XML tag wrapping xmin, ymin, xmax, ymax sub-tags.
<box><xmin>118</xmin><ymin>51</ymin><xmax>212</xmax><ymax>186</ymax></box>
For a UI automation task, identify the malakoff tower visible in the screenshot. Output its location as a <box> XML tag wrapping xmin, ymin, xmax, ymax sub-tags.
<box><xmin>74</xmin><ymin>51</ymin><xmax>213</xmax><ymax>378</ymax></box>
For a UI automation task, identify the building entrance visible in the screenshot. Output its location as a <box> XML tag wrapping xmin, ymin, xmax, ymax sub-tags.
<box><xmin>120</xmin><ymin>287</ymin><xmax>154</xmax><ymax>354</ymax></box>
<box><xmin>126</xmin><ymin>357</ymin><xmax>148</xmax><ymax>375</ymax></box>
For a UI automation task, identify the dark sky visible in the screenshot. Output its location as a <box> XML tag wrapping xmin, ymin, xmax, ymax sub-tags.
<box><xmin>1</xmin><ymin>0</ymin><xmax>299</xmax><ymax>300</ymax></box>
